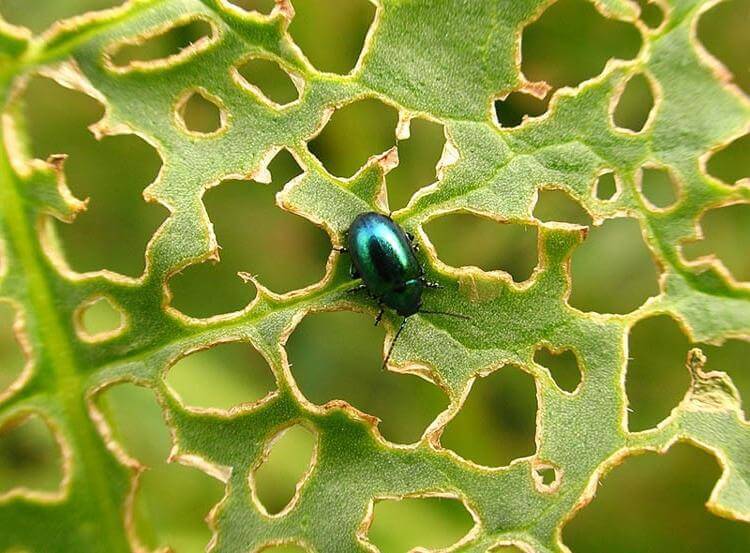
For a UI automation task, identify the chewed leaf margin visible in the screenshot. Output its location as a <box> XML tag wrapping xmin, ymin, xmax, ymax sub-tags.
<box><xmin>0</xmin><ymin>0</ymin><xmax>748</xmax><ymax>552</ymax></box>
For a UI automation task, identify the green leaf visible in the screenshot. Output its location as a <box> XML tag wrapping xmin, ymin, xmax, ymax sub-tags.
<box><xmin>0</xmin><ymin>0</ymin><xmax>748</xmax><ymax>552</ymax></box>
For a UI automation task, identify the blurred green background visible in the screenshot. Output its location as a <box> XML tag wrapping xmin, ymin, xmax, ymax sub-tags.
<box><xmin>1</xmin><ymin>0</ymin><xmax>749</xmax><ymax>551</ymax></box>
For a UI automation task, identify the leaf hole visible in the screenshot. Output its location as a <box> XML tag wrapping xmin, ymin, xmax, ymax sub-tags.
<box><xmin>308</xmin><ymin>98</ymin><xmax>398</xmax><ymax>178</ymax></box>
<box><xmin>494</xmin><ymin>91</ymin><xmax>549</xmax><ymax>128</ymax></box>
<box><xmin>705</xmin><ymin>133</ymin><xmax>749</xmax><ymax>186</ymax></box>
<box><xmin>176</xmin><ymin>89</ymin><xmax>226</xmax><ymax>136</ymax></box>
<box><xmin>0</xmin><ymin>413</ymin><xmax>64</xmax><ymax>496</ymax></box>
<box><xmin>533</xmin><ymin>188</ymin><xmax>592</xmax><ymax>226</ymax></box>
<box><xmin>521</xmin><ymin>0</ymin><xmax>642</xmax><ymax>90</ymax></box>
<box><xmin>569</xmin><ymin>217</ymin><xmax>659</xmax><ymax>314</ymax></box>
<box><xmin>0</xmin><ymin>303</ymin><xmax>25</xmax><ymax>397</ymax></box>
<box><xmin>639</xmin><ymin>165</ymin><xmax>679</xmax><ymax>210</ymax></box>
<box><xmin>534</xmin><ymin>346</ymin><xmax>582</xmax><ymax>393</ymax></box>
<box><xmin>626</xmin><ymin>315</ymin><xmax>691</xmax><ymax>431</ymax></box>
<box><xmin>627</xmin><ymin>317</ymin><xmax>749</xmax><ymax>429</ymax></box>
<box><xmin>533</xmin><ymin>464</ymin><xmax>561</xmax><ymax>492</ymax></box>
<box><xmin>635</xmin><ymin>0</ymin><xmax>665</xmax><ymax>29</ymax></box>
<box><xmin>386</xmin><ymin>118</ymin><xmax>445</xmax><ymax>211</ymax></box>
<box><xmin>167</xmin><ymin>341</ymin><xmax>276</xmax><ymax>411</ymax></box>
<box><xmin>108</xmin><ymin>18</ymin><xmax>215</xmax><ymax>70</ymax></box>
<box><xmin>594</xmin><ymin>171</ymin><xmax>618</xmax><ymax>201</ymax></box>
<box><xmin>287</xmin><ymin>311</ymin><xmax>448</xmax><ymax>444</ymax></box>
<box><xmin>168</xmin><ymin>150</ymin><xmax>328</xmax><ymax>318</ymax></box>
<box><xmin>562</xmin><ymin>443</ymin><xmax>750</xmax><ymax>551</ymax></box>
<box><xmin>425</xmin><ymin>214</ymin><xmax>538</xmax><ymax>283</ymax></box>
<box><xmin>698</xmin><ymin>0</ymin><xmax>750</xmax><ymax>95</ymax></box>
<box><xmin>22</xmin><ymin>75</ymin><xmax>167</xmax><ymax>277</ymax></box>
<box><xmin>252</xmin><ymin>423</ymin><xmax>317</xmax><ymax>516</ymax></box>
<box><xmin>224</xmin><ymin>0</ymin><xmax>275</xmax><ymax>14</ymax></box>
<box><xmin>167</xmin><ymin>259</ymin><xmax>257</xmax><ymax>319</ymax></box>
<box><xmin>98</xmin><ymin>383</ymin><xmax>223</xmax><ymax>551</ymax></box>
<box><xmin>97</xmin><ymin>383</ymin><xmax>168</xmax><ymax>469</ymax></box>
<box><xmin>367</xmin><ymin>495</ymin><xmax>475</xmax><ymax>552</ymax></box>
<box><xmin>75</xmin><ymin>296</ymin><xmax>126</xmax><ymax>342</ymax></box>
<box><xmin>288</xmin><ymin>0</ymin><xmax>376</xmax><ymax>75</ymax></box>
<box><xmin>681</xmin><ymin>202</ymin><xmax>750</xmax><ymax>283</ymax></box>
<box><xmin>234</xmin><ymin>56</ymin><xmax>302</xmax><ymax>107</ymax></box>
<box><xmin>441</xmin><ymin>365</ymin><xmax>537</xmax><ymax>468</ymax></box>
<box><xmin>701</xmin><ymin>339</ymin><xmax>750</xmax><ymax>405</ymax></box>
<box><xmin>0</xmin><ymin>0</ymin><xmax>124</xmax><ymax>33</ymax></box>
<box><xmin>612</xmin><ymin>73</ymin><xmax>655</xmax><ymax>133</ymax></box>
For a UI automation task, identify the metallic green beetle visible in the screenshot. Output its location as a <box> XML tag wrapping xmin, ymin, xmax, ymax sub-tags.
<box><xmin>342</xmin><ymin>211</ymin><xmax>467</xmax><ymax>366</ymax></box>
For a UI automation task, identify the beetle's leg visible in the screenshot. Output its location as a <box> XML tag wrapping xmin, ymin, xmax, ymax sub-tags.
<box><xmin>404</xmin><ymin>231</ymin><xmax>420</xmax><ymax>251</ymax></box>
<box><xmin>346</xmin><ymin>283</ymin><xmax>367</xmax><ymax>295</ymax></box>
<box><xmin>421</xmin><ymin>275</ymin><xmax>441</xmax><ymax>289</ymax></box>
<box><xmin>418</xmin><ymin>260</ymin><xmax>439</xmax><ymax>288</ymax></box>
<box><xmin>374</xmin><ymin>308</ymin><xmax>384</xmax><ymax>326</ymax></box>
<box><xmin>349</xmin><ymin>263</ymin><xmax>360</xmax><ymax>279</ymax></box>
<box><xmin>382</xmin><ymin>317</ymin><xmax>408</xmax><ymax>370</ymax></box>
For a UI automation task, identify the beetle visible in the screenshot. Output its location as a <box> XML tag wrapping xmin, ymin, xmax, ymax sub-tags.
<box><xmin>338</xmin><ymin>211</ymin><xmax>467</xmax><ymax>367</ymax></box>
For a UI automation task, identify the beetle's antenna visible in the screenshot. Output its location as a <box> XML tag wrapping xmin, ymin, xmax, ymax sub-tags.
<box><xmin>420</xmin><ymin>310</ymin><xmax>470</xmax><ymax>320</ymax></box>
<box><xmin>382</xmin><ymin>318</ymin><xmax>408</xmax><ymax>370</ymax></box>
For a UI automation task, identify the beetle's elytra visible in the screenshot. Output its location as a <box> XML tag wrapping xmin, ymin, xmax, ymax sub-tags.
<box><xmin>341</xmin><ymin>211</ymin><xmax>467</xmax><ymax>367</ymax></box>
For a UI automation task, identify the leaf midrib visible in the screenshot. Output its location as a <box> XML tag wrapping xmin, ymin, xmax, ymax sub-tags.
<box><xmin>0</xmin><ymin>126</ymin><xmax>130</xmax><ymax>550</ymax></box>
